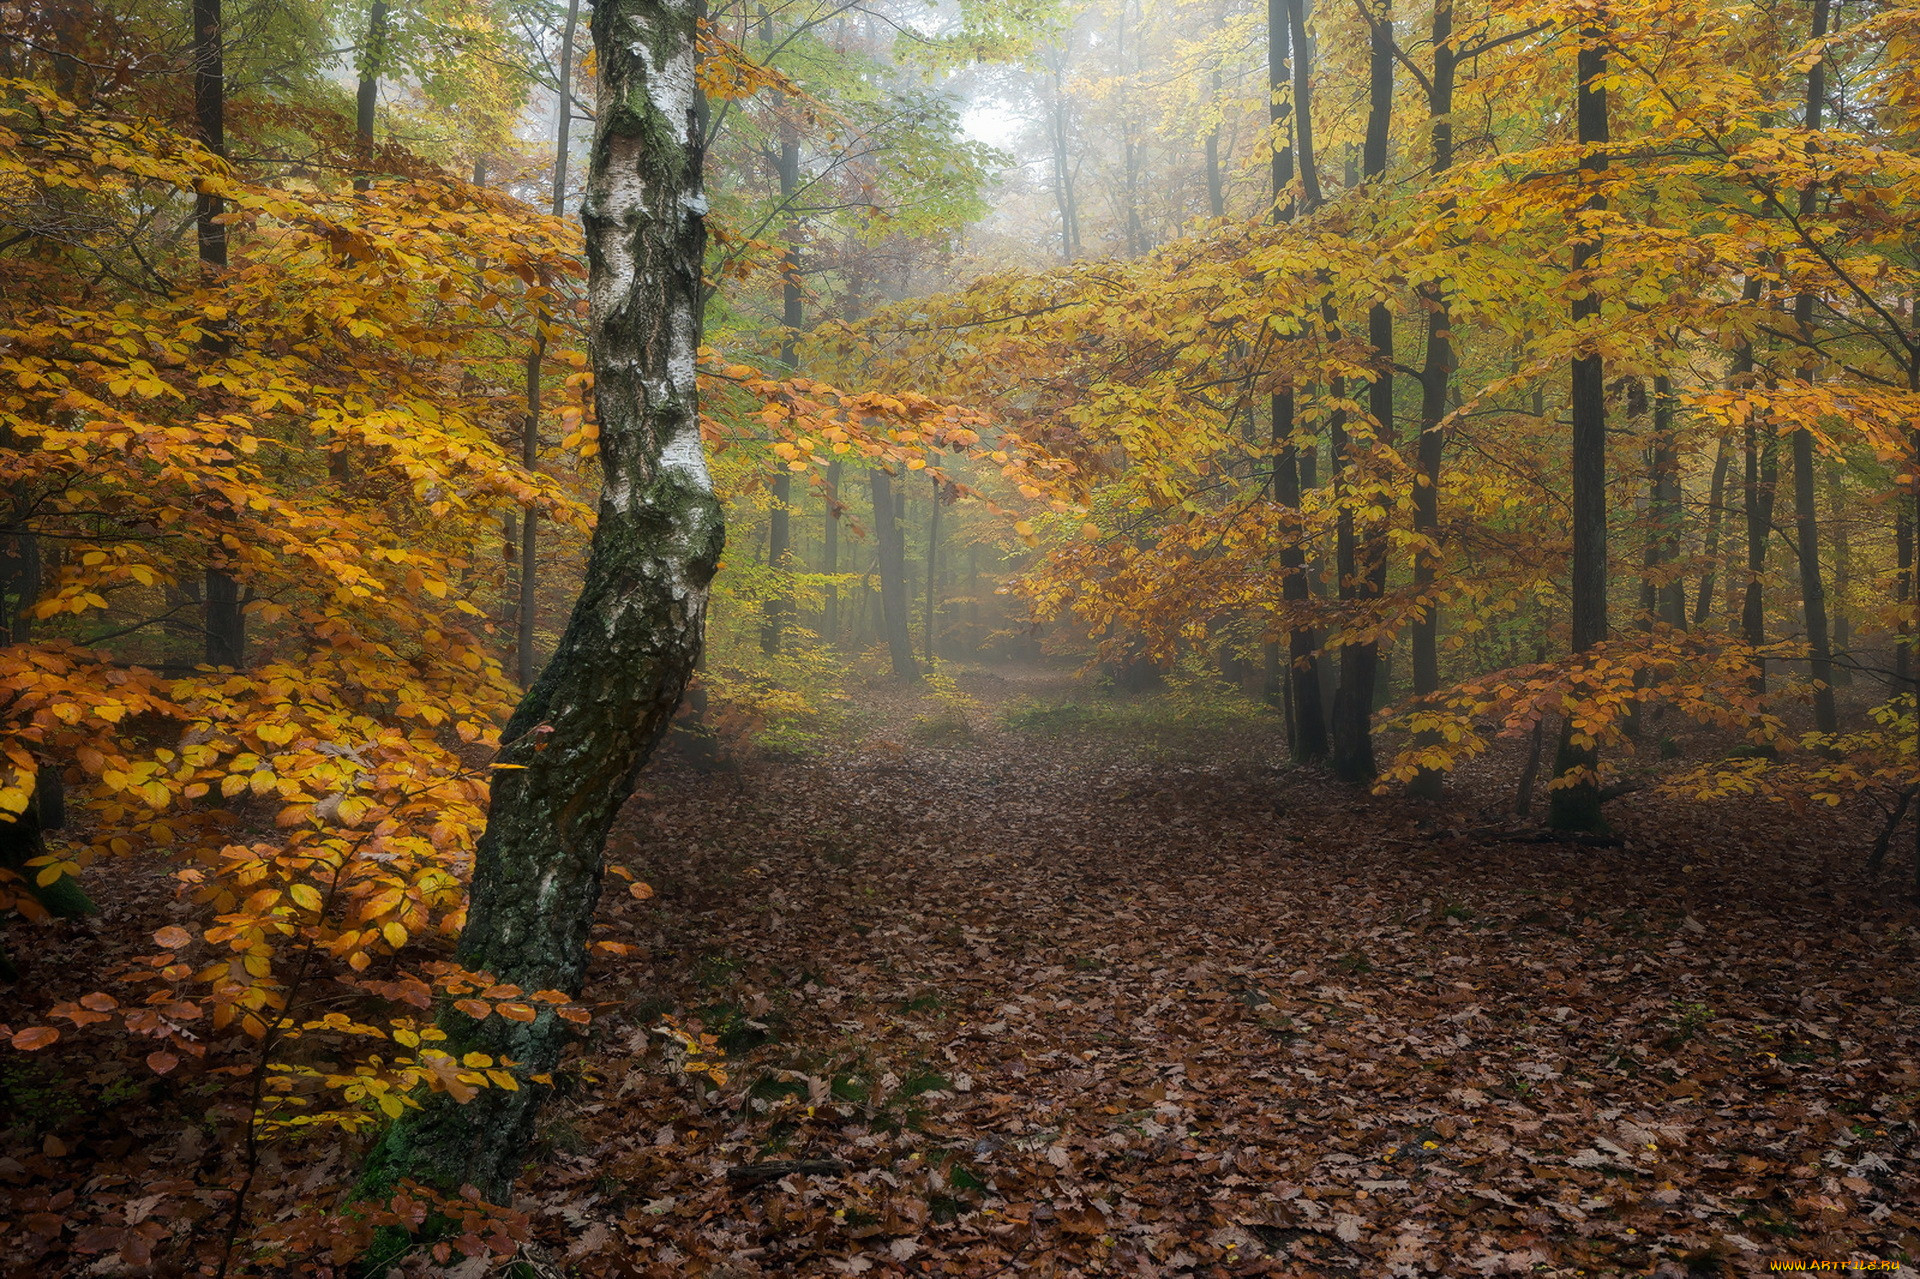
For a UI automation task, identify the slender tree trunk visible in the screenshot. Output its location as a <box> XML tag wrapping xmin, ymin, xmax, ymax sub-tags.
<box><xmin>516</xmin><ymin>0</ymin><xmax>580</xmax><ymax>687</ymax></box>
<box><xmin>1270</xmin><ymin>0</ymin><xmax>1327</xmax><ymax>761</ymax></box>
<box><xmin>1548</xmin><ymin>22</ymin><xmax>1610</xmax><ymax>832</ymax></box>
<box><xmin>870</xmin><ymin>468</ymin><xmax>916</xmax><ymax>678</ymax></box>
<box><xmin>1048</xmin><ymin>56</ymin><xmax>1080</xmax><ymax>261</ymax></box>
<box><xmin>1791</xmin><ymin>0</ymin><xmax>1837</xmax><ymax>732</ymax></box>
<box><xmin>1824</xmin><ymin>463</ymin><xmax>1851</xmax><ymax>685</ymax></box>
<box><xmin>352</xmin><ymin>0</ymin><xmax>388</xmax><ymax>196</ymax></box>
<box><xmin>1407</xmin><ymin>0</ymin><xmax>1455</xmax><ymax>798</ymax></box>
<box><xmin>1897</xmin><ymin>499</ymin><xmax>1912</xmax><ymax>692</ymax></box>
<box><xmin>336</xmin><ymin>0</ymin><xmax>389</xmax><ymax>484</ymax></box>
<box><xmin>968</xmin><ymin>542</ymin><xmax>981</xmax><ymax>653</ymax></box>
<box><xmin>363</xmin><ymin>0</ymin><xmax>720</xmax><ymax>1203</ymax></box>
<box><xmin>1204</xmin><ymin>68</ymin><xmax>1225</xmax><ymax>218</ymax></box>
<box><xmin>1287</xmin><ymin>0</ymin><xmax>1322</xmax><ymax>209</ymax></box>
<box><xmin>924</xmin><ymin>477</ymin><xmax>941</xmax><ymax>662</ymax></box>
<box><xmin>1646</xmin><ymin>376</ymin><xmax>1685</xmax><ymax>628</ymax></box>
<box><xmin>1330</xmin><ymin>0</ymin><xmax>1391</xmax><ymax>786</ymax></box>
<box><xmin>822</xmin><ymin>460</ymin><xmax>841</xmax><ymax>644</ymax></box>
<box><xmin>1731</xmin><ymin>272</ymin><xmax>1776</xmax><ymax>684</ymax></box>
<box><xmin>193</xmin><ymin>0</ymin><xmax>243</xmax><ymax>668</ymax></box>
<box><xmin>1694</xmin><ymin>434</ymin><xmax>1731</xmax><ymax>625</ymax></box>
<box><xmin>761</xmin><ymin>18</ymin><xmax>799</xmax><ymax>653</ymax></box>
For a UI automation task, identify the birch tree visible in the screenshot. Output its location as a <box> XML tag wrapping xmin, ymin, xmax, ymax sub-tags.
<box><xmin>363</xmin><ymin>0</ymin><xmax>722</xmax><ymax>1202</ymax></box>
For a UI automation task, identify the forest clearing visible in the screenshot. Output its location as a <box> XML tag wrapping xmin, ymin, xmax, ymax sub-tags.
<box><xmin>6</xmin><ymin>0</ymin><xmax>1920</xmax><ymax>1272</ymax></box>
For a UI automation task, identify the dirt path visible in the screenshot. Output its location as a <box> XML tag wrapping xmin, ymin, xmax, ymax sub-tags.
<box><xmin>520</xmin><ymin>666</ymin><xmax>1920</xmax><ymax>1277</ymax></box>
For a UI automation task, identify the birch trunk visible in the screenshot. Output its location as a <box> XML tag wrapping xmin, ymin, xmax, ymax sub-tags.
<box><xmin>363</xmin><ymin>0</ymin><xmax>720</xmax><ymax>1202</ymax></box>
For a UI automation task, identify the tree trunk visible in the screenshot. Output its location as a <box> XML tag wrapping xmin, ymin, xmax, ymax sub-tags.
<box><xmin>1286</xmin><ymin>0</ymin><xmax>1322</xmax><ymax>209</ymax></box>
<box><xmin>1823</xmin><ymin>463</ymin><xmax>1851</xmax><ymax>685</ymax></box>
<box><xmin>1204</xmin><ymin>68</ymin><xmax>1224</xmax><ymax>219</ymax></box>
<box><xmin>1693</xmin><ymin>434</ymin><xmax>1731</xmax><ymax>626</ymax></box>
<box><xmin>336</xmin><ymin>0</ymin><xmax>390</xmax><ymax>484</ymax></box>
<box><xmin>924</xmin><ymin>477</ymin><xmax>942</xmax><ymax>662</ymax></box>
<box><xmin>1407</xmin><ymin>0</ymin><xmax>1455</xmax><ymax>799</ymax></box>
<box><xmin>1731</xmin><ymin>272</ymin><xmax>1775</xmax><ymax>686</ymax></box>
<box><xmin>869</xmin><ymin>468</ymin><xmax>917</xmax><ymax>678</ymax></box>
<box><xmin>352</xmin><ymin>0</ymin><xmax>388</xmax><ymax>195</ymax></box>
<box><xmin>1330</xmin><ymin>0</ymin><xmax>1392</xmax><ymax>786</ymax></box>
<box><xmin>362</xmin><ymin>0</ymin><xmax>720</xmax><ymax>1203</ymax></box>
<box><xmin>1047</xmin><ymin>56</ymin><xmax>1080</xmax><ymax>261</ymax></box>
<box><xmin>968</xmin><ymin>541</ymin><xmax>981</xmax><ymax>653</ymax></box>
<box><xmin>517</xmin><ymin>0</ymin><xmax>581</xmax><ymax>686</ymax></box>
<box><xmin>1791</xmin><ymin>0</ymin><xmax>1837</xmax><ymax>733</ymax></box>
<box><xmin>1548</xmin><ymin>24</ymin><xmax>1610</xmax><ymax>832</ymax></box>
<box><xmin>822</xmin><ymin>460</ymin><xmax>841</xmax><ymax>644</ymax></box>
<box><xmin>761</xmin><ymin>27</ymin><xmax>799</xmax><ymax>653</ymax></box>
<box><xmin>191</xmin><ymin>0</ymin><xmax>245</xmax><ymax>668</ymax></box>
<box><xmin>1268</xmin><ymin>0</ymin><xmax>1327</xmax><ymax>763</ymax></box>
<box><xmin>1645</xmin><ymin>376</ymin><xmax>1685</xmax><ymax>628</ymax></box>
<box><xmin>1898</xmin><ymin>499</ymin><xmax>1913</xmax><ymax>692</ymax></box>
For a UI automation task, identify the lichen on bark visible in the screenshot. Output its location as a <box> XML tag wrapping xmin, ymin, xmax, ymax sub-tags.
<box><xmin>361</xmin><ymin>0</ymin><xmax>720</xmax><ymax>1206</ymax></box>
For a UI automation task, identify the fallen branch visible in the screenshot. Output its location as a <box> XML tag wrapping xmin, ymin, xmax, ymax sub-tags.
<box><xmin>725</xmin><ymin>1159</ymin><xmax>850</xmax><ymax>1187</ymax></box>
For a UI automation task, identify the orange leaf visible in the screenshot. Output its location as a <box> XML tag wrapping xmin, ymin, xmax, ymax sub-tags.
<box><xmin>495</xmin><ymin>1002</ymin><xmax>537</xmax><ymax>1023</ymax></box>
<box><xmin>11</xmin><ymin>1026</ymin><xmax>59</xmax><ymax>1050</ymax></box>
<box><xmin>146</xmin><ymin>1050</ymin><xmax>180</xmax><ymax>1075</ymax></box>
<box><xmin>153</xmin><ymin>925</ymin><xmax>192</xmax><ymax>949</ymax></box>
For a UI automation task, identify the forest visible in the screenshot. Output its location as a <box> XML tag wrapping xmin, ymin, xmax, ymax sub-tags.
<box><xmin>0</xmin><ymin>0</ymin><xmax>1917</xmax><ymax>1272</ymax></box>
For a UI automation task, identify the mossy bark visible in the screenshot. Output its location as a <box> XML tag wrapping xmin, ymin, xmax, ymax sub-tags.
<box><xmin>363</xmin><ymin>0</ymin><xmax>720</xmax><ymax>1205</ymax></box>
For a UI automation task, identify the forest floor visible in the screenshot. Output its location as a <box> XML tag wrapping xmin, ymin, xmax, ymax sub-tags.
<box><xmin>4</xmin><ymin>661</ymin><xmax>1919</xmax><ymax>1277</ymax></box>
<box><xmin>513</xmin><ymin>661</ymin><xmax>1920</xmax><ymax>1278</ymax></box>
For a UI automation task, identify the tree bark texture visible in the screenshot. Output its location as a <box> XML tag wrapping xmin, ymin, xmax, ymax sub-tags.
<box><xmin>924</xmin><ymin>476</ymin><xmax>942</xmax><ymax>662</ymax></box>
<box><xmin>869</xmin><ymin>468</ymin><xmax>917</xmax><ymax>677</ymax></box>
<box><xmin>761</xmin><ymin>45</ymin><xmax>799</xmax><ymax>653</ymax></box>
<box><xmin>352</xmin><ymin>0</ymin><xmax>388</xmax><ymax>194</ymax></box>
<box><xmin>363</xmin><ymin>0</ymin><xmax>721</xmax><ymax>1203</ymax></box>
<box><xmin>1330</xmin><ymin>0</ymin><xmax>1391</xmax><ymax>786</ymax></box>
<box><xmin>821</xmin><ymin>459</ymin><xmax>841</xmax><ymax>643</ymax></box>
<box><xmin>1791</xmin><ymin>0</ymin><xmax>1837</xmax><ymax>732</ymax></box>
<box><xmin>1268</xmin><ymin>0</ymin><xmax>1327</xmax><ymax>762</ymax></box>
<box><xmin>1407</xmin><ymin>0</ymin><xmax>1456</xmax><ymax>799</ymax></box>
<box><xmin>1549</xmin><ymin>25</ymin><xmax>1609</xmax><ymax>832</ymax></box>
<box><xmin>1693</xmin><ymin>434</ymin><xmax>1730</xmax><ymax>626</ymax></box>
<box><xmin>192</xmin><ymin>0</ymin><xmax>245</xmax><ymax>668</ymax></box>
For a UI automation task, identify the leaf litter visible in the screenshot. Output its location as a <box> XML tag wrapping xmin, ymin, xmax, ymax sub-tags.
<box><xmin>513</xmin><ymin>669</ymin><xmax>1920</xmax><ymax>1277</ymax></box>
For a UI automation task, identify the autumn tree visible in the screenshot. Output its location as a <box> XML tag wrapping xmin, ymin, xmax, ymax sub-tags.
<box><xmin>362</xmin><ymin>0</ymin><xmax>721</xmax><ymax>1201</ymax></box>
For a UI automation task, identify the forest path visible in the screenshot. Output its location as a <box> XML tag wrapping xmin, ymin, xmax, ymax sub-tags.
<box><xmin>525</xmin><ymin>663</ymin><xmax>1920</xmax><ymax>1277</ymax></box>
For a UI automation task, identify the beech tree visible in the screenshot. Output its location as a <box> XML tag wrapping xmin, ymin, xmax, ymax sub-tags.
<box><xmin>1546</xmin><ymin>15</ymin><xmax>1610</xmax><ymax>833</ymax></box>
